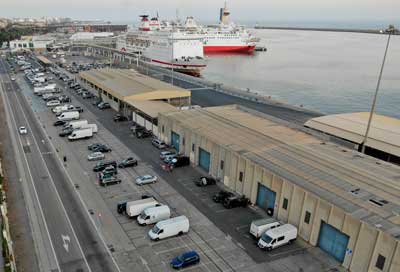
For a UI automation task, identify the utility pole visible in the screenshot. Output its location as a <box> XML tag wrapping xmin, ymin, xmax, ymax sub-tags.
<box><xmin>361</xmin><ymin>25</ymin><xmax>395</xmax><ymax>154</ymax></box>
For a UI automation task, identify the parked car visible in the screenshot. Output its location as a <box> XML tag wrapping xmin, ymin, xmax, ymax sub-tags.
<box><xmin>53</xmin><ymin>120</ymin><xmax>67</xmax><ymax>127</ymax></box>
<box><xmin>73</xmin><ymin>106</ymin><xmax>84</xmax><ymax>113</ymax></box>
<box><xmin>130</xmin><ymin>124</ymin><xmax>145</xmax><ymax>133</ymax></box>
<box><xmin>113</xmin><ymin>114</ymin><xmax>128</xmax><ymax>122</ymax></box>
<box><xmin>92</xmin><ymin>100</ymin><xmax>102</xmax><ymax>106</ymax></box>
<box><xmin>136</xmin><ymin>129</ymin><xmax>152</xmax><ymax>139</ymax></box>
<box><xmin>170</xmin><ymin>251</ymin><xmax>200</xmax><ymax>270</ymax></box>
<box><xmin>194</xmin><ymin>176</ymin><xmax>217</xmax><ymax>186</ymax></box>
<box><xmin>59</xmin><ymin>127</ymin><xmax>74</xmax><ymax>137</ymax></box>
<box><xmin>87</xmin><ymin>152</ymin><xmax>105</xmax><ymax>161</ymax></box>
<box><xmin>88</xmin><ymin>143</ymin><xmax>103</xmax><ymax>151</ymax></box>
<box><xmin>258</xmin><ymin>224</ymin><xmax>298</xmax><ymax>251</ymax></box>
<box><xmin>152</xmin><ymin>138</ymin><xmax>168</xmax><ymax>149</ymax></box>
<box><xmin>166</xmin><ymin>156</ymin><xmax>190</xmax><ymax>168</ymax></box>
<box><xmin>19</xmin><ymin>126</ymin><xmax>27</xmax><ymax>135</ymax></box>
<box><xmin>100</xmin><ymin>165</ymin><xmax>118</xmax><ymax>176</ymax></box>
<box><xmin>160</xmin><ymin>151</ymin><xmax>177</xmax><ymax>160</ymax></box>
<box><xmin>223</xmin><ymin>195</ymin><xmax>249</xmax><ymax>209</ymax></box>
<box><xmin>97</xmin><ymin>102</ymin><xmax>111</xmax><ymax>109</ymax></box>
<box><xmin>135</xmin><ymin>175</ymin><xmax>157</xmax><ymax>186</ymax></box>
<box><xmin>11</xmin><ymin>77</ymin><xmax>16</xmax><ymax>81</ymax></box>
<box><xmin>118</xmin><ymin>157</ymin><xmax>138</xmax><ymax>168</ymax></box>
<box><xmin>99</xmin><ymin>176</ymin><xmax>121</xmax><ymax>187</ymax></box>
<box><xmin>58</xmin><ymin>95</ymin><xmax>71</xmax><ymax>103</ymax></box>
<box><xmin>82</xmin><ymin>92</ymin><xmax>94</xmax><ymax>99</ymax></box>
<box><xmin>46</xmin><ymin>100</ymin><xmax>61</xmax><ymax>107</ymax></box>
<box><xmin>93</xmin><ymin>145</ymin><xmax>112</xmax><ymax>153</ymax></box>
<box><xmin>212</xmin><ymin>190</ymin><xmax>234</xmax><ymax>203</ymax></box>
<box><xmin>93</xmin><ymin>161</ymin><xmax>117</xmax><ymax>172</ymax></box>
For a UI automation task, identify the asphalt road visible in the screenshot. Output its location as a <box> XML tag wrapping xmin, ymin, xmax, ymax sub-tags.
<box><xmin>0</xmin><ymin>59</ymin><xmax>119</xmax><ymax>272</ymax></box>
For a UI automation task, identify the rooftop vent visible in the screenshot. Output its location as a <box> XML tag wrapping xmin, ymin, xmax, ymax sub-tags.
<box><xmin>369</xmin><ymin>199</ymin><xmax>389</xmax><ymax>207</ymax></box>
<box><xmin>342</xmin><ymin>149</ymin><xmax>348</xmax><ymax>153</ymax></box>
<box><xmin>320</xmin><ymin>142</ymin><xmax>326</xmax><ymax>145</ymax></box>
<box><xmin>350</xmin><ymin>188</ymin><xmax>360</xmax><ymax>195</ymax></box>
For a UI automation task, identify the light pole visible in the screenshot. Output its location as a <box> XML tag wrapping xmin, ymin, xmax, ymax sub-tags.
<box><xmin>360</xmin><ymin>25</ymin><xmax>395</xmax><ymax>154</ymax></box>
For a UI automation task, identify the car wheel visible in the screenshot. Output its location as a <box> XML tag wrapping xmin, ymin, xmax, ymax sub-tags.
<box><xmin>178</xmin><ymin>231</ymin><xmax>183</xmax><ymax>236</ymax></box>
<box><xmin>155</xmin><ymin>238</ymin><xmax>159</xmax><ymax>241</ymax></box>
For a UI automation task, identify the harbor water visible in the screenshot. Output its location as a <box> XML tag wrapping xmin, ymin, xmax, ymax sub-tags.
<box><xmin>202</xmin><ymin>29</ymin><xmax>400</xmax><ymax>118</ymax></box>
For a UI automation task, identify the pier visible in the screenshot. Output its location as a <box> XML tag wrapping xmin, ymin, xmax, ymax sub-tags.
<box><xmin>254</xmin><ymin>26</ymin><xmax>399</xmax><ymax>35</ymax></box>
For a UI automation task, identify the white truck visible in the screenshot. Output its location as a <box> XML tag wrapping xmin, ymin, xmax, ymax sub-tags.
<box><xmin>80</xmin><ymin>123</ymin><xmax>98</xmax><ymax>133</ymax></box>
<box><xmin>57</xmin><ymin>111</ymin><xmax>79</xmax><ymax>121</ymax></box>
<box><xmin>148</xmin><ymin>216</ymin><xmax>190</xmax><ymax>241</ymax></box>
<box><xmin>257</xmin><ymin>224</ymin><xmax>297</xmax><ymax>251</ymax></box>
<box><xmin>68</xmin><ymin>128</ymin><xmax>93</xmax><ymax>141</ymax></box>
<box><xmin>137</xmin><ymin>205</ymin><xmax>171</xmax><ymax>225</ymax></box>
<box><xmin>64</xmin><ymin>120</ymin><xmax>88</xmax><ymax>130</ymax></box>
<box><xmin>250</xmin><ymin>218</ymin><xmax>281</xmax><ymax>239</ymax></box>
<box><xmin>126</xmin><ymin>198</ymin><xmax>159</xmax><ymax>218</ymax></box>
<box><xmin>34</xmin><ymin>83</ymin><xmax>57</xmax><ymax>95</ymax></box>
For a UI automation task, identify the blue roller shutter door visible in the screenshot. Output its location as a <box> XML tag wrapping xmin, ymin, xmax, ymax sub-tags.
<box><xmin>317</xmin><ymin>222</ymin><xmax>349</xmax><ymax>263</ymax></box>
<box><xmin>199</xmin><ymin>148</ymin><xmax>210</xmax><ymax>172</ymax></box>
<box><xmin>171</xmin><ymin>131</ymin><xmax>180</xmax><ymax>152</ymax></box>
<box><xmin>256</xmin><ymin>184</ymin><xmax>276</xmax><ymax>215</ymax></box>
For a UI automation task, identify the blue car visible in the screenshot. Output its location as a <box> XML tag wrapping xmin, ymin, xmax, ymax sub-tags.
<box><xmin>170</xmin><ymin>251</ymin><xmax>200</xmax><ymax>269</ymax></box>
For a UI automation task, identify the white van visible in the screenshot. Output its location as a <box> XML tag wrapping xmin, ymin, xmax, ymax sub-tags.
<box><xmin>64</xmin><ymin>120</ymin><xmax>88</xmax><ymax>130</ymax></box>
<box><xmin>80</xmin><ymin>123</ymin><xmax>98</xmax><ymax>133</ymax></box>
<box><xmin>57</xmin><ymin>111</ymin><xmax>79</xmax><ymax>121</ymax></box>
<box><xmin>258</xmin><ymin>224</ymin><xmax>297</xmax><ymax>251</ymax></box>
<box><xmin>148</xmin><ymin>216</ymin><xmax>189</xmax><ymax>241</ymax></box>
<box><xmin>137</xmin><ymin>205</ymin><xmax>171</xmax><ymax>225</ymax></box>
<box><xmin>250</xmin><ymin>218</ymin><xmax>281</xmax><ymax>239</ymax></box>
<box><xmin>68</xmin><ymin>128</ymin><xmax>93</xmax><ymax>141</ymax></box>
<box><xmin>126</xmin><ymin>198</ymin><xmax>159</xmax><ymax>218</ymax></box>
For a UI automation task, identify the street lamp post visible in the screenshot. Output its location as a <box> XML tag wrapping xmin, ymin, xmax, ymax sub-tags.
<box><xmin>360</xmin><ymin>25</ymin><xmax>395</xmax><ymax>154</ymax></box>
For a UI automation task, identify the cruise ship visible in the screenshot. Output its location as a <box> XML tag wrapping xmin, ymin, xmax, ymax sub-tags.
<box><xmin>116</xmin><ymin>18</ymin><xmax>206</xmax><ymax>76</ymax></box>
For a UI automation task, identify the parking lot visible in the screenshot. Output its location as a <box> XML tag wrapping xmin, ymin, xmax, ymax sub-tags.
<box><xmin>11</xmin><ymin>54</ymin><xmax>343</xmax><ymax>272</ymax></box>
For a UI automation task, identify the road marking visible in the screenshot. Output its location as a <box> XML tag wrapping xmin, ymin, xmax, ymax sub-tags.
<box><xmin>0</xmin><ymin>69</ymin><xmax>62</xmax><ymax>271</ymax></box>
<box><xmin>61</xmin><ymin>234</ymin><xmax>71</xmax><ymax>252</ymax></box>
<box><xmin>12</xmin><ymin>86</ymin><xmax>93</xmax><ymax>272</ymax></box>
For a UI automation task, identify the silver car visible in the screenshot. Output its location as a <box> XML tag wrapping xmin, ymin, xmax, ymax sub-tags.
<box><xmin>88</xmin><ymin>152</ymin><xmax>105</xmax><ymax>161</ymax></box>
<box><xmin>135</xmin><ymin>175</ymin><xmax>157</xmax><ymax>186</ymax></box>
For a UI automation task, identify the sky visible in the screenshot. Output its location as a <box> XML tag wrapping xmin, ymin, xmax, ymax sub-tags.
<box><xmin>1</xmin><ymin>0</ymin><xmax>399</xmax><ymax>27</ymax></box>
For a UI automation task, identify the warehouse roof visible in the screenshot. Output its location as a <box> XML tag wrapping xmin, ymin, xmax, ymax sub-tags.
<box><xmin>304</xmin><ymin>112</ymin><xmax>400</xmax><ymax>157</ymax></box>
<box><xmin>161</xmin><ymin>105</ymin><xmax>400</xmax><ymax>240</ymax></box>
<box><xmin>37</xmin><ymin>55</ymin><xmax>52</xmax><ymax>65</ymax></box>
<box><xmin>79</xmin><ymin>68</ymin><xmax>190</xmax><ymax>101</ymax></box>
<box><xmin>125</xmin><ymin>100</ymin><xmax>178</xmax><ymax>119</ymax></box>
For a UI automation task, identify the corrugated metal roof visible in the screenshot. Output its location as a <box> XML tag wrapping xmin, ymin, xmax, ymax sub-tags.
<box><xmin>125</xmin><ymin>100</ymin><xmax>178</xmax><ymax>118</ymax></box>
<box><xmin>79</xmin><ymin>68</ymin><xmax>190</xmax><ymax>101</ymax></box>
<box><xmin>304</xmin><ymin>112</ymin><xmax>400</xmax><ymax>157</ymax></box>
<box><xmin>161</xmin><ymin>105</ymin><xmax>400</xmax><ymax>239</ymax></box>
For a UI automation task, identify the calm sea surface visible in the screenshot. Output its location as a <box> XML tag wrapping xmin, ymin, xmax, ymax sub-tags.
<box><xmin>202</xmin><ymin>29</ymin><xmax>400</xmax><ymax>118</ymax></box>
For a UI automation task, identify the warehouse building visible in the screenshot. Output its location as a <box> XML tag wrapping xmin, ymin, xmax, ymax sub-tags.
<box><xmin>158</xmin><ymin>105</ymin><xmax>400</xmax><ymax>272</ymax></box>
<box><xmin>79</xmin><ymin>67</ymin><xmax>190</xmax><ymax>110</ymax></box>
<box><xmin>305</xmin><ymin>112</ymin><xmax>400</xmax><ymax>165</ymax></box>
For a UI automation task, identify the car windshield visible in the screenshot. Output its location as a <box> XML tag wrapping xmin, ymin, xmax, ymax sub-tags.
<box><xmin>142</xmin><ymin>175</ymin><xmax>151</xmax><ymax>180</ymax></box>
<box><xmin>261</xmin><ymin>233</ymin><xmax>273</xmax><ymax>244</ymax></box>
<box><xmin>177</xmin><ymin>255</ymin><xmax>185</xmax><ymax>262</ymax></box>
<box><xmin>139</xmin><ymin>212</ymin><xmax>147</xmax><ymax>219</ymax></box>
<box><xmin>152</xmin><ymin>225</ymin><xmax>160</xmax><ymax>234</ymax></box>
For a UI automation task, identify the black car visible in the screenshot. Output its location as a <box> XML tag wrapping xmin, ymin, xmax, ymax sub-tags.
<box><xmin>92</xmin><ymin>100</ymin><xmax>102</xmax><ymax>106</ymax></box>
<box><xmin>135</xmin><ymin>129</ymin><xmax>152</xmax><ymax>139</ymax></box>
<box><xmin>54</xmin><ymin>120</ymin><xmax>67</xmax><ymax>127</ymax></box>
<box><xmin>88</xmin><ymin>143</ymin><xmax>103</xmax><ymax>151</ymax></box>
<box><xmin>167</xmin><ymin>156</ymin><xmax>190</xmax><ymax>168</ymax></box>
<box><xmin>113</xmin><ymin>114</ymin><xmax>129</xmax><ymax>122</ymax></box>
<box><xmin>93</xmin><ymin>161</ymin><xmax>117</xmax><ymax>172</ymax></box>
<box><xmin>74</xmin><ymin>106</ymin><xmax>84</xmax><ymax>113</ymax></box>
<box><xmin>98</xmin><ymin>102</ymin><xmax>111</xmax><ymax>109</ymax></box>
<box><xmin>194</xmin><ymin>176</ymin><xmax>217</xmax><ymax>186</ymax></box>
<box><xmin>212</xmin><ymin>190</ymin><xmax>234</xmax><ymax>203</ymax></box>
<box><xmin>118</xmin><ymin>157</ymin><xmax>138</xmax><ymax>168</ymax></box>
<box><xmin>223</xmin><ymin>195</ymin><xmax>249</xmax><ymax>209</ymax></box>
<box><xmin>59</xmin><ymin>127</ymin><xmax>74</xmax><ymax>137</ymax></box>
<box><xmin>93</xmin><ymin>145</ymin><xmax>112</xmax><ymax>153</ymax></box>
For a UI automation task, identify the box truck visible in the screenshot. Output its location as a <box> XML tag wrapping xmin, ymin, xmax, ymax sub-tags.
<box><xmin>249</xmin><ymin>218</ymin><xmax>281</xmax><ymax>239</ymax></box>
<box><xmin>68</xmin><ymin>128</ymin><xmax>93</xmax><ymax>141</ymax></box>
<box><xmin>57</xmin><ymin>111</ymin><xmax>79</xmax><ymax>121</ymax></box>
<box><xmin>257</xmin><ymin>224</ymin><xmax>297</xmax><ymax>251</ymax></box>
<box><xmin>34</xmin><ymin>83</ymin><xmax>56</xmax><ymax>95</ymax></box>
<box><xmin>126</xmin><ymin>198</ymin><xmax>159</xmax><ymax>218</ymax></box>
<box><xmin>148</xmin><ymin>216</ymin><xmax>189</xmax><ymax>241</ymax></box>
<box><xmin>137</xmin><ymin>205</ymin><xmax>171</xmax><ymax>225</ymax></box>
<box><xmin>64</xmin><ymin>120</ymin><xmax>88</xmax><ymax>130</ymax></box>
<box><xmin>80</xmin><ymin>123</ymin><xmax>98</xmax><ymax>133</ymax></box>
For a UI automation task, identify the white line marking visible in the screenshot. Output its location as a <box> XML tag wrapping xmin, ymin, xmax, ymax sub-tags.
<box><xmin>0</xmin><ymin>69</ymin><xmax>61</xmax><ymax>271</ymax></box>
